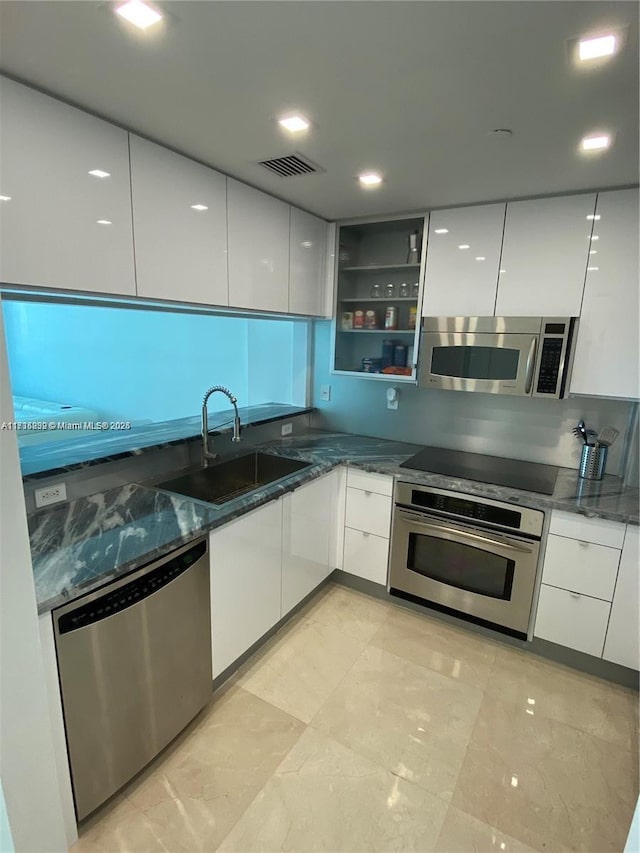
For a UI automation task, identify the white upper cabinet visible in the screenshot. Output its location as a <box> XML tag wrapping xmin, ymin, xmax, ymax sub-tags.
<box><xmin>0</xmin><ymin>78</ymin><xmax>135</xmax><ymax>295</ymax></box>
<box><xmin>129</xmin><ymin>136</ymin><xmax>228</xmax><ymax>306</ymax></box>
<box><xmin>569</xmin><ymin>188</ymin><xmax>639</xmax><ymax>400</ymax></box>
<box><xmin>603</xmin><ymin>524</ymin><xmax>640</xmax><ymax>671</ymax></box>
<box><xmin>289</xmin><ymin>207</ymin><xmax>327</xmax><ymax>316</ymax></box>
<box><xmin>422</xmin><ymin>203</ymin><xmax>505</xmax><ymax>317</ymax></box>
<box><xmin>495</xmin><ymin>194</ymin><xmax>596</xmax><ymax>317</ymax></box>
<box><xmin>227</xmin><ymin>179</ymin><xmax>290</xmax><ymax>313</ymax></box>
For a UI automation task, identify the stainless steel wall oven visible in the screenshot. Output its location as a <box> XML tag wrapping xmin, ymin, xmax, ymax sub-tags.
<box><xmin>389</xmin><ymin>482</ymin><xmax>544</xmax><ymax>638</ymax></box>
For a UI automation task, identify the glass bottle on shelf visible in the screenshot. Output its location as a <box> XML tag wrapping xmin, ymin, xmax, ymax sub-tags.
<box><xmin>399</xmin><ymin>282</ymin><xmax>409</xmax><ymax>298</ymax></box>
<box><xmin>385</xmin><ymin>283</ymin><xmax>396</xmax><ymax>299</ymax></box>
<box><xmin>370</xmin><ymin>283</ymin><xmax>382</xmax><ymax>298</ymax></box>
<box><xmin>411</xmin><ymin>282</ymin><xmax>420</xmax><ymax>298</ymax></box>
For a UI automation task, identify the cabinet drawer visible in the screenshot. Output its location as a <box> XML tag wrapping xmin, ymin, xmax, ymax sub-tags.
<box><xmin>549</xmin><ymin>511</ymin><xmax>626</xmax><ymax>549</ymax></box>
<box><xmin>346</xmin><ymin>468</ymin><xmax>393</xmax><ymax>497</ymax></box>
<box><xmin>343</xmin><ymin>528</ymin><xmax>389</xmax><ymax>586</ymax></box>
<box><xmin>542</xmin><ymin>534</ymin><xmax>620</xmax><ymax>601</ymax></box>
<box><xmin>345</xmin><ymin>488</ymin><xmax>392</xmax><ymax>538</ymax></box>
<box><xmin>535</xmin><ymin>584</ymin><xmax>610</xmax><ymax>657</ymax></box>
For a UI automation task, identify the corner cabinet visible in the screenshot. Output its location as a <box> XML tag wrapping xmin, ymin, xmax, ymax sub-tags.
<box><xmin>332</xmin><ymin>216</ymin><xmax>427</xmax><ymax>381</ymax></box>
<box><xmin>0</xmin><ymin>77</ymin><xmax>136</xmax><ymax>296</ymax></box>
<box><xmin>289</xmin><ymin>207</ymin><xmax>328</xmax><ymax>317</ymax></box>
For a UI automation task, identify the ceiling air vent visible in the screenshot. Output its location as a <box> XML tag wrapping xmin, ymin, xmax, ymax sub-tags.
<box><xmin>257</xmin><ymin>153</ymin><xmax>323</xmax><ymax>177</ymax></box>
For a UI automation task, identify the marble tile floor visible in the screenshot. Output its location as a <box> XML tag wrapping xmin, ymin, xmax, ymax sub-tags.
<box><xmin>73</xmin><ymin>583</ymin><xmax>639</xmax><ymax>853</ymax></box>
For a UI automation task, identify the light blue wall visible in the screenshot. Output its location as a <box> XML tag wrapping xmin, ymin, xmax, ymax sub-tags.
<box><xmin>0</xmin><ymin>780</ymin><xmax>14</xmax><ymax>853</ymax></box>
<box><xmin>2</xmin><ymin>301</ymin><xmax>307</xmax><ymax>423</ymax></box>
<box><xmin>311</xmin><ymin>320</ymin><xmax>635</xmax><ymax>475</ymax></box>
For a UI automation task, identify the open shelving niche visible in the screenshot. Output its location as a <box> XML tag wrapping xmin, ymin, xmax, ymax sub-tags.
<box><xmin>331</xmin><ymin>216</ymin><xmax>427</xmax><ymax>381</ymax></box>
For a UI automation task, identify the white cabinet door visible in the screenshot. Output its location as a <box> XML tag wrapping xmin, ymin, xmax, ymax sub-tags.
<box><xmin>227</xmin><ymin>179</ymin><xmax>290</xmax><ymax>313</ymax></box>
<box><xmin>422</xmin><ymin>203</ymin><xmax>505</xmax><ymax>317</ymax></box>
<box><xmin>210</xmin><ymin>500</ymin><xmax>282</xmax><ymax>677</ymax></box>
<box><xmin>281</xmin><ymin>471</ymin><xmax>336</xmax><ymax>615</ymax></box>
<box><xmin>289</xmin><ymin>207</ymin><xmax>327</xmax><ymax>316</ymax></box>
<box><xmin>569</xmin><ymin>188</ymin><xmax>639</xmax><ymax>400</ymax></box>
<box><xmin>345</xmin><ymin>488</ymin><xmax>392</xmax><ymax>538</ymax></box>
<box><xmin>129</xmin><ymin>136</ymin><xmax>228</xmax><ymax>306</ymax></box>
<box><xmin>541</xmin><ymin>534</ymin><xmax>620</xmax><ymax>601</ymax></box>
<box><xmin>535</xmin><ymin>584</ymin><xmax>610</xmax><ymax>657</ymax></box>
<box><xmin>495</xmin><ymin>194</ymin><xmax>596</xmax><ymax>317</ymax></box>
<box><xmin>603</xmin><ymin>525</ymin><xmax>640</xmax><ymax>671</ymax></box>
<box><xmin>343</xmin><ymin>528</ymin><xmax>389</xmax><ymax>585</ymax></box>
<box><xmin>0</xmin><ymin>78</ymin><xmax>135</xmax><ymax>295</ymax></box>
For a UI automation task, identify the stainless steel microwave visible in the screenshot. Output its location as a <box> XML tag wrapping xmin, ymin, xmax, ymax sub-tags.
<box><xmin>418</xmin><ymin>316</ymin><xmax>577</xmax><ymax>398</ymax></box>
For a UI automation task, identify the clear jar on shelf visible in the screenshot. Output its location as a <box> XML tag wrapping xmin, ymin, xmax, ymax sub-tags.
<box><xmin>370</xmin><ymin>283</ymin><xmax>382</xmax><ymax>298</ymax></box>
<box><xmin>384</xmin><ymin>283</ymin><xmax>396</xmax><ymax>299</ymax></box>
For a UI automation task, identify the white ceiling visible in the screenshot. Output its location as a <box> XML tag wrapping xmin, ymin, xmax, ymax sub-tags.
<box><xmin>0</xmin><ymin>1</ymin><xmax>638</xmax><ymax>220</ymax></box>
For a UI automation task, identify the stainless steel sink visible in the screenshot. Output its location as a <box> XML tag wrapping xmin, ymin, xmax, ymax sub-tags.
<box><xmin>155</xmin><ymin>451</ymin><xmax>311</xmax><ymax>505</ymax></box>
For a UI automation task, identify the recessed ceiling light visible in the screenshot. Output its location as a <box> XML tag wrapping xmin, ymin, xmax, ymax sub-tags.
<box><xmin>434</xmin><ymin>228</ymin><xmax>449</xmax><ymax>234</ymax></box>
<box><xmin>591</xmin><ymin>235</ymin><xmax>599</xmax><ymax>240</ymax></box>
<box><xmin>96</xmin><ymin>219</ymin><xmax>112</xmax><ymax>225</ymax></box>
<box><xmin>581</xmin><ymin>134</ymin><xmax>611</xmax><ymax>151</ymax></box>
<box><xmin>586</xmin><ymin>214</ymin><xmax>601</xmax><ymax>220</ymax></box>
<box><xmin>475</xmin><ymin>256</ymin><xmax>486</xmax><ymax>261</ymax></box>
<box><xmin>358</xmin><ymin>172</ymin><xmax>382</xmax><ymax>187</ymax></box>
<box><xmin>458</xmin><ymin>244</ymin><xmax>470</xmax><ymax>250</ymax></box>
<box><xmin>115</xmin><ymin>0</ymin><xmax>163</xmax><ymax>31</ymax></box>
<box><xmin>89</xmin><ymin>169</ymin><xmax>111</xmax><ymax>178</ymax></box>
<box><xmin>578</xmin><ymin>34</ymin><xmax>617</xmax><ymax>61</ymax></box>
<box><xmin>587</xmin><ymin>266</ymin><xmax>599</xmax><ymax>271</ymax></box>
<box><xmin>589</xmin><ymin>250</ymin><xmax>597</xmax><ymax>255</ymax></box>
<box><xmin>190</xmin><ymin>204</ymin><xmax>208</xmax><ymax>211</ymax></box>
<box><xmin>278</xmin><ymin>115</ymin><xmax>310</xmax><ymax>133</ymax></box>
<box><xmin>301</xmin><ymin>241</ymin><xmax>313</xmax><ymax>248</ymax></box>
<box><xmin>0</xmin><ymin>195</ymin><xmax>11</xmax><ymax>201</ymax></box>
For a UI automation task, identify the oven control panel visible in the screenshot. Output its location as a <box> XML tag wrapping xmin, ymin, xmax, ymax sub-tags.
<box><xmin>410</xmin><ymin>489</ymin><xmax>522</xmax><ymax>529</ymax></box>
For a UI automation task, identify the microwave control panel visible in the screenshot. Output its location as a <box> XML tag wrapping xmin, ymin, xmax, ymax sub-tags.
<box><xmin>536</xmin><ymin>337</ymin><xmax>564</xmax><ymax>394</ymax></box>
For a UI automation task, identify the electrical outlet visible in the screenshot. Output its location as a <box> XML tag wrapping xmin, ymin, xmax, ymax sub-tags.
<box><xmin>281</xmin><ymin>422</ymin><xmax>293</xmax><ymax>436</ymax></box>
<box><xmin>320</xmin><ymin>385</ymin><xmax>331</xmax><ymax>402</ymax></box>
<box><xmin>34</xmin><ymin>482</ymin><xmax>67</xmax><ymax>508</ymax></box>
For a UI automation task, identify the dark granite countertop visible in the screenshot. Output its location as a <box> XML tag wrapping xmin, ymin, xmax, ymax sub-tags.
<box><xmin>31</xmin><ymin>429</ymin><xmax>639</xmax><ymax>615</ymax></box>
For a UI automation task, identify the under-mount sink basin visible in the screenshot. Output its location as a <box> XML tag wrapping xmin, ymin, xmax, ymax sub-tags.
<box><xmin>155</xmin><ymin>451</ymin><xmax>311</xmax><ymax>505</ymax></box>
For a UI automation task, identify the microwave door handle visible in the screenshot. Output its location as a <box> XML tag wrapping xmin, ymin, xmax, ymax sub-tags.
<box><xmin>398</xmin><ymin>513</ymin><xmax>534</xmax><ymax>554</ymax></box>
<box><xmin>524</xmin><ymin>336</ymin><xmax>537</xmax><ymax>395</ymax></box>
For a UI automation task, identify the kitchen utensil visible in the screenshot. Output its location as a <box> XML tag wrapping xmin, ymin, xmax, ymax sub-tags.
<box><xmin>597</xmin><ymin>425</ymin><xmax>619</xmax><ymax>447</ymax></box>
<box><xmin>586</xmin><ymin>429</ymin><xmax>598</xmax><ymax>443</ymax></box>
<box><xmin>572</xmin><ymin>420</ymin><xmax>589</xmax><ymax>444</ymax></box>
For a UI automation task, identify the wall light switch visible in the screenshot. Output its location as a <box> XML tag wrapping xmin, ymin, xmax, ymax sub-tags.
<box><xmin>281</xmin><ymin>422</ymin><xmax>293</xmax><ymax>436</ymax></box>
<box><xmin>320</xmin><ymin>385</ymin><xmax>331</xmax><ymax>402</ymax></box>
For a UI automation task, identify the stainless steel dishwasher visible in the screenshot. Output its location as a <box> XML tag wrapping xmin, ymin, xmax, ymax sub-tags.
<box><xmin>53</xmin><ymin>537</ymin><xmax>212</xmax><ymax>821</ymax></box>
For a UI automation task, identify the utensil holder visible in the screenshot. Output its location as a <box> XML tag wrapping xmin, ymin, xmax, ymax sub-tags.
<box><xmin>579</xmin><ymin>444</ymin><xmax>608</xmax><ymax>480</ymax></box>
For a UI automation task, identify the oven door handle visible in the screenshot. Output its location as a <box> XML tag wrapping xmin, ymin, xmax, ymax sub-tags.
<box><xmin>397</xmin><ymin>511</ymin><xmax>535</xmax><ymax>554</ymax></box>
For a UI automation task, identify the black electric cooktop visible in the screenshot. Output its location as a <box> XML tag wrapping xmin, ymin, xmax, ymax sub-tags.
<box><xmin>400</xmin><ymin>446</ymin><xmax>559</xmax><ymax>495</ymax></box>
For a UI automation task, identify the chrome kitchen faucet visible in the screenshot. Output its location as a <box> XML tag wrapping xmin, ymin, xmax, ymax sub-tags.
<box><xmin>201</xmin><ymin>386</ymin><xmax>242</xmax><ymax>467</ymax></box>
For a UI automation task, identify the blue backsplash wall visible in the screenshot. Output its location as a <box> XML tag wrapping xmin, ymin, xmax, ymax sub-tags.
<box><xmin>311</xmin><ymin>320</ymin><xmax>636</xmax><ymax>477</ymax></box>
<box><xmin>2</xmin><ymin>300</ymin><xmax>308</xmax><ymax>423</ymax></box>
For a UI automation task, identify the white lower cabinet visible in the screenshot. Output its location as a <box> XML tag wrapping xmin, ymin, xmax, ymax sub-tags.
<box><xmin>534</xmin><ymin>511</ymin><xmax>639</xmax><ymax>669</ymax></box>
<box><xmin>343</xmin><ymin>528</ymin><xmax>389</xmax><ymax>585</ymax></box>
<box><xmin>603</xmin><ymin>525</ymin><xmax>640</xmax><ymax>671</ymax></box>
<box><xmin>210</xmin><ymin>469</ymin><xmax>340</xmax><ymax>676</ymax></box>
<box><xmin>281</xmin><ymin>472</ymin><xmax>337</xmax><ymax>616</ymax></box>
<box><xmin>341</xmin><ymin>469</ymin><xmax>393</xmax><ymax>585</ymax></box>
<box><xmin>209</xmin><ymin>499</ymin><xmax>283</xmax><ymax>677</ymax></box>
<box><xmin>535</xmin><ymin>584</ymin><xmax>611</xmax><ymax>658</ymax></box>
